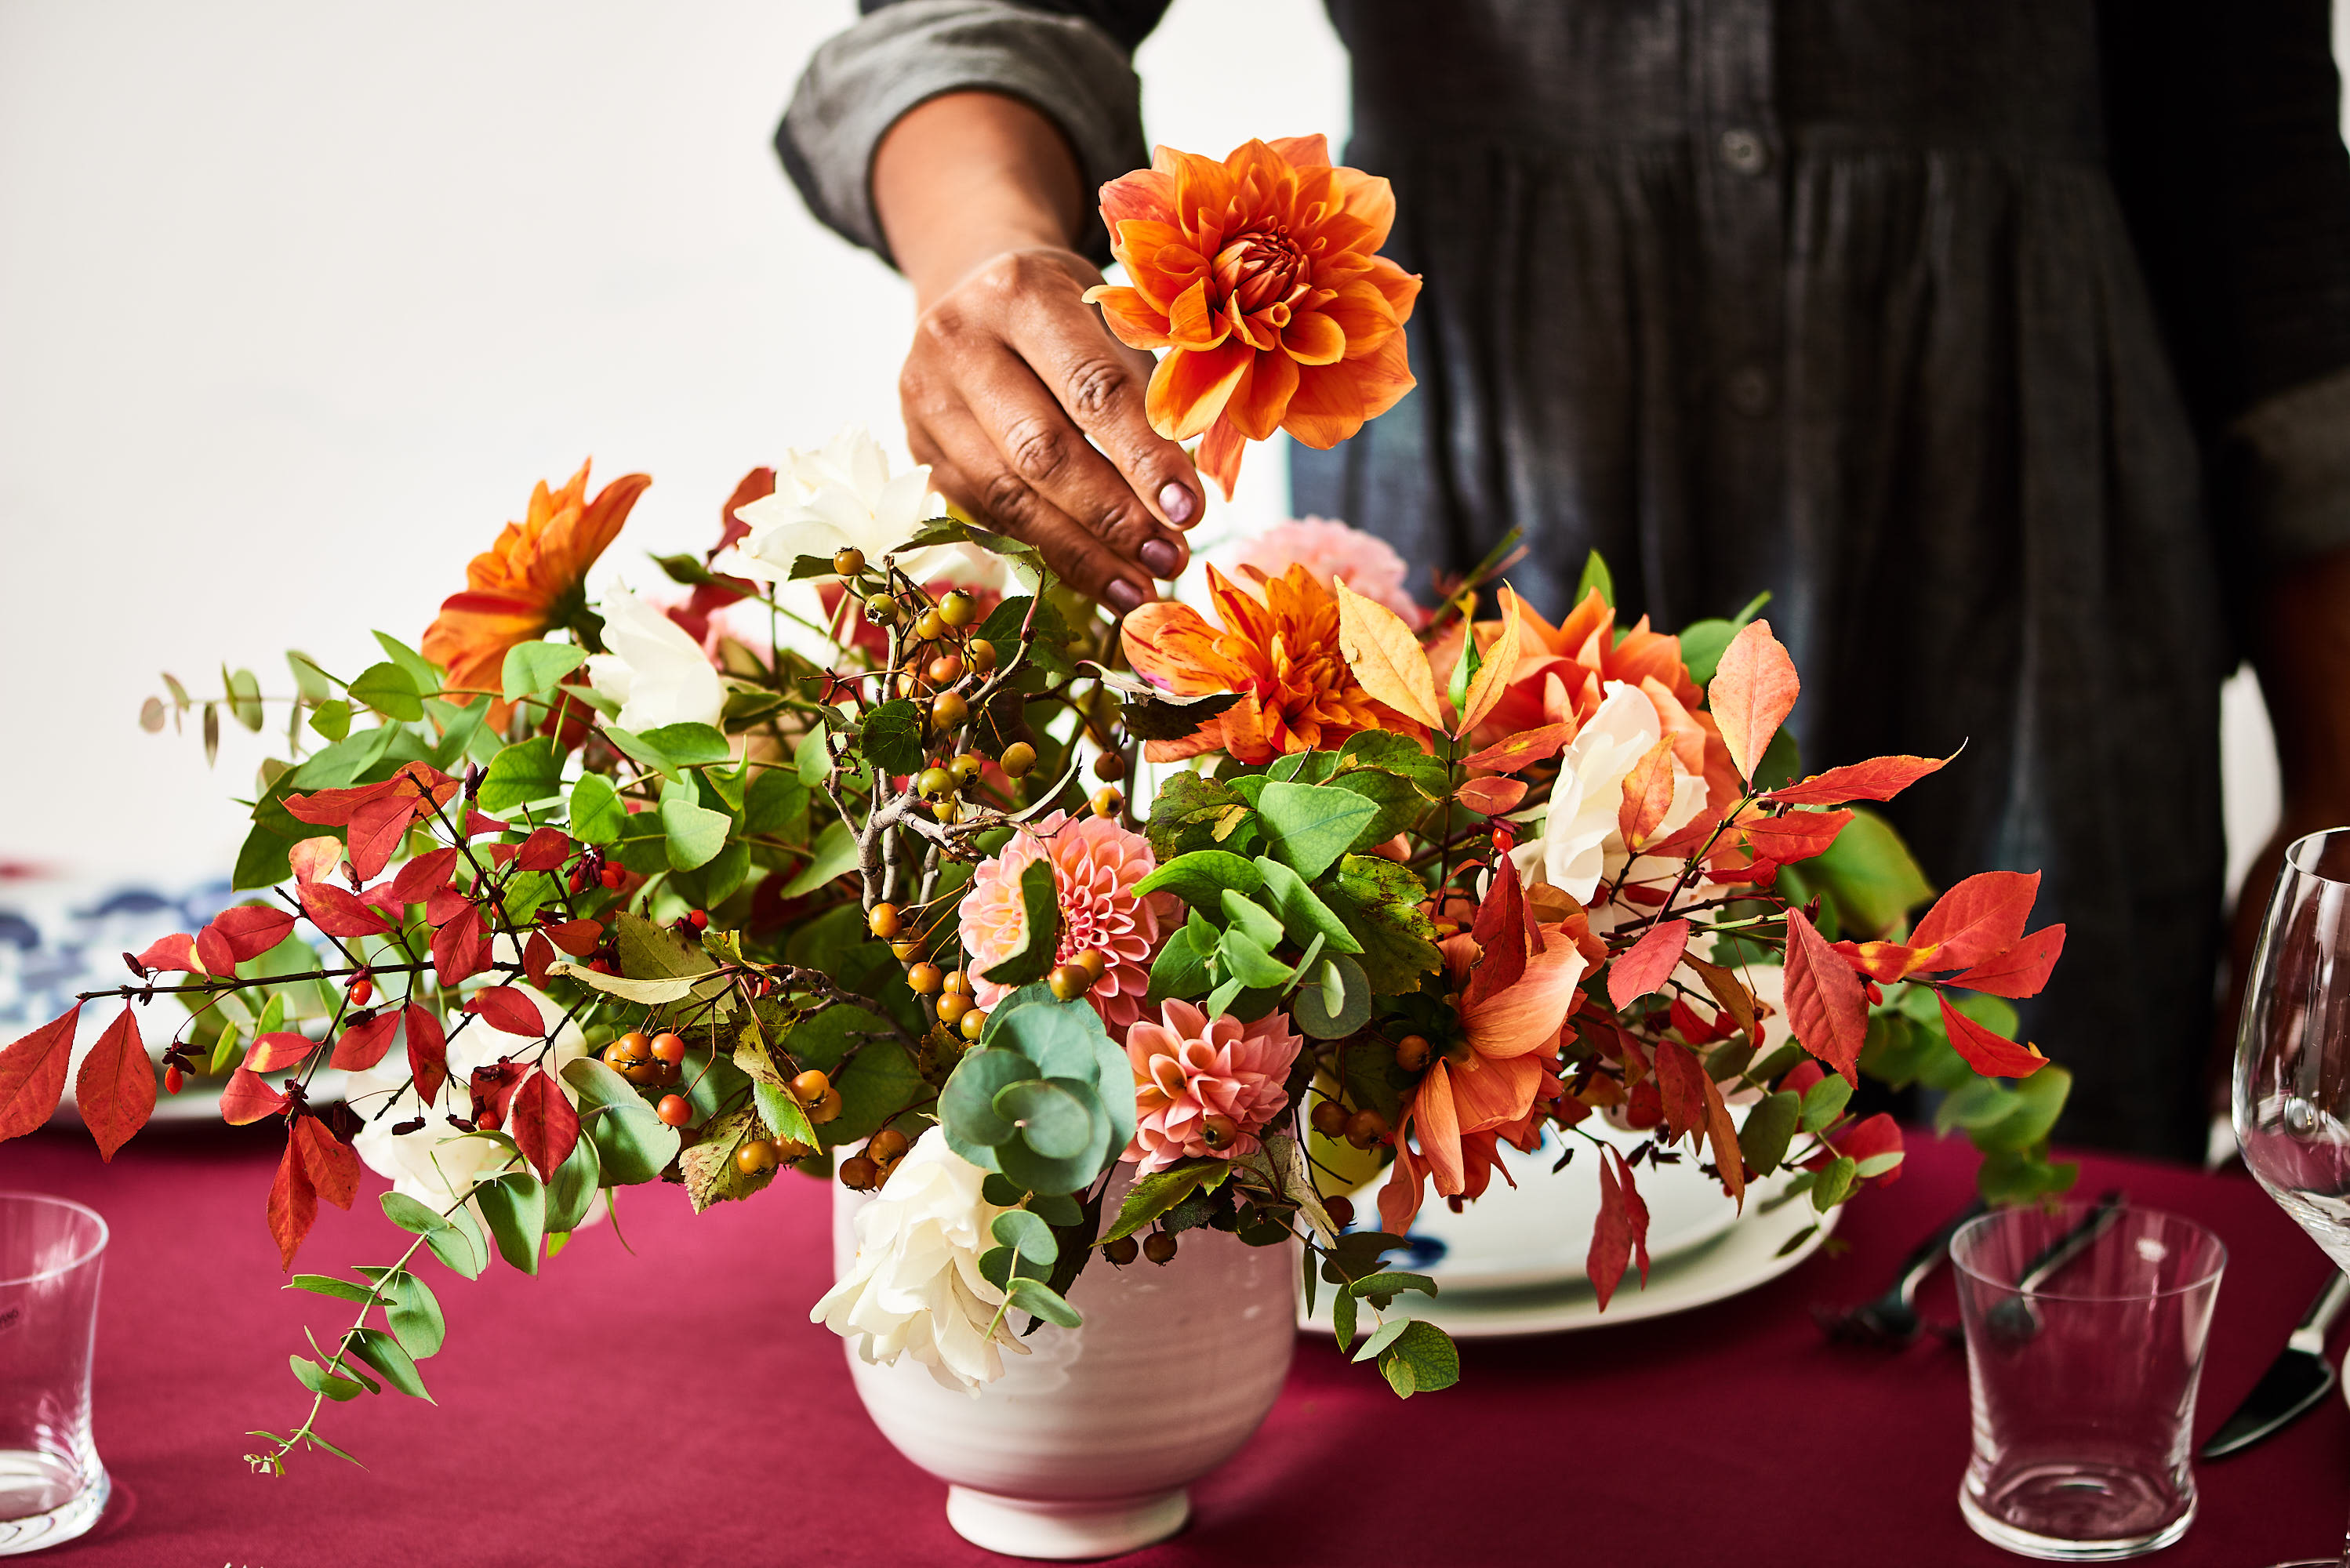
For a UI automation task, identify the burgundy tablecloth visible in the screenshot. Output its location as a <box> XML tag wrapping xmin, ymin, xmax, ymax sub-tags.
<box><xmin>6</xmin><ymin>1123</ymin><xmax>2341</xmax><ymax>1566</ymax></box>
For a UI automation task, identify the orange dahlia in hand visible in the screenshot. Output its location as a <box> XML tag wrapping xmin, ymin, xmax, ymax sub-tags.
<box><xmin>1122</xmin><ymin>563</ymin><xmax>1399</xmax><ymax>764</ymax></box>
<box><xmin>421</xmin><ymin>461</ymin><xmax>650</xmax><ymax>723</ymax></box>
<box><xmin>1084</xmin><ymin>136</ymin><xmax>1421</xmax><ymax>500</ymax></box>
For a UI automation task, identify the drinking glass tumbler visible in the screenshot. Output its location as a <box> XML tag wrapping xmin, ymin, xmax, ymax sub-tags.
<box><xmin>0</xmin><ymin>1194</ymin><xmax>109</xmax><ymax>1555</ymax></box>
<box><xmin>1951</xmin><ymin>1204</ymin><xmax>2225</xmax><ymax>1561</ymax></box>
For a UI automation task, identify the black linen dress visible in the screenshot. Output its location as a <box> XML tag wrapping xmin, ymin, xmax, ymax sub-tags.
<box><xmin>781</xmin><ymin>0</ymin><xmax>2350</xmax><ymax>1157</ymax></box>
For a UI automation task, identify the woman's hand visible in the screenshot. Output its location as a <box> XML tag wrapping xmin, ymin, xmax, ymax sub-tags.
<box><xmin>874</xmin><ymin>93</ymin><xmax>1199</xmax><ymax>612</ymax></box>
<box><xmin>899</xmin><ymin>245</ymin><xmax>1197</xmax><ymax>613</ymax></box>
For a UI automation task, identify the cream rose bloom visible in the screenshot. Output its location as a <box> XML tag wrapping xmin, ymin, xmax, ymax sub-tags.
<box><xmin>722</xmin><ymin>426</ymin><xmax>1007</xmax><ymax>595</ymax></box>
<box><xmin>812</xmin><ymin>1127</ymin><xmax>1030</xmax><ymax>1395</ymax></box>
<box><xmin>343</xmin><ymin>985</ymin><xmax>590</xmax><ymax>1215</ymax></box>
<box><xmin>1510</xmin><ymin>680</ymin><xmax>1709</xmax><ymax>907</ymax></box>
<box><xmin>587</xmin><ymin>583</ymin><xmax>726</xmax><ymax>733</ymax></box>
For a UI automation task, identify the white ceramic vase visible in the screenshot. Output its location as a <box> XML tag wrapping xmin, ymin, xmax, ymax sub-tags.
<box><xmin>830</xmin><ymin>1174</ymin><xmax>1296</xmax><ymax>1560</ymax></box>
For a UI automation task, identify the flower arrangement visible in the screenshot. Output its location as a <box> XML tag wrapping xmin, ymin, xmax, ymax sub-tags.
<box><xmin>0</xmin><ymin>136</ymin><xmax>2073</xmax><ymax>1473</ymax></box>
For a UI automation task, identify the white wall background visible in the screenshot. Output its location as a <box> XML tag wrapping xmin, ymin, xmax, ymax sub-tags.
<box><xmin>0</xmin><ymin>0</ymin><xmax>2330</xmax><ymax>894</ymax></box>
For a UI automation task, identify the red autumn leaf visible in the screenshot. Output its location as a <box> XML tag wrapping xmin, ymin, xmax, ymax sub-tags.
<box><xmin>1764</xmin><ymin>753</ymin><xmax>1952</xmax><ymax>806</ymax></box>
<box><xmin>1588</xmin><ymin>1145</ymin><xmax>1651</xmax><ymax>1310</ymax></box>
<box><xmin>1706</xmin><ymin>619</ymin><xmax>1800</xmax><ymax>782</ymax></box>
<box><xmin>463</xmin><ymin>809</ymin><xmax>507</xmax><ymax>839</ymax></box>
<box><xmin>1647</xmin><ymin>815</ymin><xmax>1717</xmax><ymax>861</ymax></box>
<box><xmin>135</xmin><ymin>934</ymin><xmax>203</xmax><ymax>974</ymax></box>
<box><xmin>267</xmin><ymin>1134</ymin><xmax>318</xmax><ymax>1271</ymax></box>
<box><xmin>283</xmin><ymin>782</ymin><xmax>389</xmax><ymax>828</ymax></box>
<box><xmin>467</xmin><ymin>985</ymin><xmax>547</xmax><ymax>1040</ymax></box>
<box><xmin>1616</xmin><ymin>737</ymin><xmax>1679</xmax><ymax>851</ymax></box>
<box><xmin>1455</xmin><ymin>776</ymin><xmax>1529</xmax><ymax>817</ymax></box>
<box><xmin>0</xmin><ymin>1008</ymin><xmax>81</xmax><ymax>1141</ymax></box>
<box><xmin>1779</xmin><ymin>1058</ymin><xmax>1827</xmax><ymax>1098</ymax></box>
<box><xmin>1699</xmin><ymin>1073</ymin><xmax>1746</xmax><ymax>1208</ymax></box>
<box><xmin>298</xmin><ymin>880</ymin><xmax>394</xmax><ymax>939</ymax></box>
<box><xmin>1668</xmin><ymin>994</ymin><xmax>1728</xmax><ymax>1044</ymax></box>
<box><xmin>1782</xmin><ymin>907</ymin><xmax>1869</xmax><ymax>1083</ymax></box>
<box><xmin>468</xmin><ymin>1060</ymin><xmax>531</xmax><ymax>1124</ymax></box>
<box><xmin>714</xmin><ymin>465</ymin><xmax>775</xmax><ymax>556</ymax></box>
<box><xmin>507</xmin><ymin>1067</ymin><xmax>579</xmax><ymax>1183</ymax></box>
<box><xmin>1832</xmin><ymin>938</ymin><xmax>1933</xmax><ymax>983</ymax></box>
<box><xmin>345</xmin><ymin>793</ymin><xmax>421</xmax><ymax>883</ymax></box>
<box><xmin>486</xmin><ymin>842</ymin><xmax>523</xmax><ymax>868</ymax></box>
<box><xmin>1727</xmin><ymin>808</ymin><xmax>1854</xmax><ymax>866</ymax></box>
<box><xmin>75</xmin><ymin>1007</ymin><xmax>154</xmax><ymax>1161</ymax></box>
<box><xmin>425</xmin><ymin>884</ymin><xmax>474</xmax><ymax>926</ymax></box>
<box><xmin>432</xmin><ymin>905</ymin><xmax>491</xmax><ymax>985</ymax></box>
<box><xmin>391</xmin><ymin>847</ymin><xmax>460</xmax><ymax>905</ymax></box>
<box><xmin>523</xmin><ymin>931</ymin><xmax>556</xmax><ymax>988</ymax></box>
<box><xmin>1460</xmin><ymin>723</ymin><xmax>1572</xmax><ymax>773</ymax></box>
<box><xmin>357</xmin><ymin>883</ymin><xmax>407</xmax><ymax>922</ymax></box>
<box><xmin>1607</xmin><ymin>918</ymin><xmax>1691</xmax><ymax>1010</ymax></box>
<box><xmin>288</xmin><ymin>835</ymin><xmax>344</xmax><ymax>884</ymax></box>
<box><xmin>245</xmin><ymin>1031</ymin><xmax>320</xmax><ymax>1073</ymax></box>
<box><xmin>543</xmin><ymin>918</ymin><xmax>604</xmax><ymax>957</ymax></box>
<box><xmin>405</xmin><ymin>1004</ymin><xmax>449</xmax><ymax>1106</ymax></box>
<box><xmin>206</xmin><ymin>904</ymin><xmax>298</xmax><ymax>963</ymax></box>
<box><xmin>1947</xmin><ymin>924</ymin><xmax>2068</xmax><ymax>1000</ymax></box>
<box><xmin>194</xmin><ymin>923</ymin><xmax>237</xmax><ymax>977</ymax></box>
<box><xmin>516</xmin><ymin>826</ymin><xmax>572</xmax><ymax>872</ymax></box>
<box><xmin>293</xmin><ymin>1113</ymin><xmax>361</xmax><ymax>1210</ymax></box>
<box><xmin>1463</xmin><ymin>858</ymin><xmax>1538</xmax><ymax>1011</ymax></box>
<box><xmin>330</xmin><ymin>1009</ymin><xmax>403</xmax><ymax>1071</ymax></box>
<box><xmin>1936</xmin><ymin>992</ymin><xmax>2050</xmax><ymax>1078</ymax></box>
<box><xmin>1910</xmin><ymin>871</ymin><xmax>2039</xmax><ymax>972</ymax></box>
<box><xmin>1652</xmin><ymin>1038</ymin><xmax>1707</xmax><ymax>1140</ymax></box>
<box><xmin>1833</xmin><ymin>1112</ymin><xmax>1905</xmax><ymax>1185</ymax></box>
<box><xmin>220</xmin><ymin>1064</ymin><xmax>289</xmax><ymax>1125</ymax></box>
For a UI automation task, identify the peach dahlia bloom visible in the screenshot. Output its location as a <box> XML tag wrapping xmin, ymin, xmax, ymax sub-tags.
<box><xmin>959</xmin><ymin>812</ymin><xmax>1171</xmax><ymax>1033</ymax></box>
<box><xmin>1084</xmin><ymin>136</ymin><xmax>1421</xmax><ymax>499</ymax></box>
<box><xmin>1227</xmin><ymin>515</ymin><xmax>1423</xmax><ymax>626</ymax></box>
<box><xmin>1121</xmin><ymin>562</ymin><xmax>1400</xmax><ymax>764</ymax></box>
<box><xmin>1124</xmin><ymin>1000</ymin><xmax>1303</xmax><ymax>1174</ymax></box>
<box><xmin>423</xmin><ymin>461</ymin><xmax>649</xmax><ymax>725</ymax></box>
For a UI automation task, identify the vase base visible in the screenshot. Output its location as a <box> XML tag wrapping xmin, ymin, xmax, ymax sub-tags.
<box><xmin>944</xmin><ymin>1484</ymin><xmax>1190</xmax><ymax>1560</ymax></box>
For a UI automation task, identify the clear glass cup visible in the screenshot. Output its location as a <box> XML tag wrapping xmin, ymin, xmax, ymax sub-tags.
<box><xmin>2236</xmin><ymin>825</ymin><xmax>2350</xmax><ymax>1568</ymax></box>
<box><xmin>1951</xmin><ymin>1203</ymin><xmax>2225</xmax><ymax>1561</ymax></box>
<box><xmin>0</xmin><ymin>1193</ymin><xmax>110</xmax><ymax>1555</ymax></box>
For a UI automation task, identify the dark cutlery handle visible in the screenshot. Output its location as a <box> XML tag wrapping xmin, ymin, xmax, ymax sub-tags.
<box><xmin>1898</xmin><ymin>1197</ymin><xmax>1990</xmax><ymax>1302</ymax></box>
<box><xmin>2016</xmin><ymin>1189</ymin><xmax>2126</xmax><ymax>1294</ymax></box>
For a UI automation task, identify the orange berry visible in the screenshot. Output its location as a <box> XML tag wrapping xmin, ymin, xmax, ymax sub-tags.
<box><xmin>656</xmin><ymin>1094</ymin><xmax>692</xmax><ymax>1127</ymax></box>
<box><xmin>790</xmin><ymin>1069</ymin><xmax>830</xmax><ymax>1104</ymax></box>
<box><xmin>868</xmin><ymin>903</ymin><xmax>903</xmax><ymax>940</ymax></box>
<box><xmin>649</xmin><ymin>1032</ymin><xmax>686</xmax><ymax>1066</ymax></box>
<box><xmin>906</xmin><ymin>963</ymin><xmax>943</xmax><ymax>995</ymax></box>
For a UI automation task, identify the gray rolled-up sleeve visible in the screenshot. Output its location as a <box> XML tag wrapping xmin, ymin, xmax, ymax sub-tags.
<box><xmin>779</xmin><ymin>1</ymin><xmax>1150</xmax><ymax>267</ymax></box>
<box><xmin>2221</xmin><ymin>365</ymin><xmax>2350</xmax><ymax>563</ymax></box>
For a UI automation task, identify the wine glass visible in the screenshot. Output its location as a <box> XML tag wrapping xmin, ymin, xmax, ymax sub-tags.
<box><xmin>2235</xmin><ymin>826</ymin><xmax>2350</xmax><ymax>1568</ymax></box>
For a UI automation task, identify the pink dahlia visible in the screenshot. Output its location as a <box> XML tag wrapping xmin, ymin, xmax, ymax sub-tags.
<box><xmin>1227</xmin><ymin>515</ymin><xmax>1424</xmax><ymax>626</ymax></box>
<box><xmin>1124</xmin><ymin>999</ymin><xmax>1303</xmax><ymax>1174</ymax></box>
<box><xmin>959</xmin><ymin>811</ymin><xmax>1171</xmax><ymax>1033</ymax></box>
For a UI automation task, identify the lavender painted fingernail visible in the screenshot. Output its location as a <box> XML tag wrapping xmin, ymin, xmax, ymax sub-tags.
<box><xmin>1140</xmin><ymin>539</ymin><xmax>1182</xmax><ymax>577</ymax></box>
<box><xmin>1158</xmin><ymin>482</ymin><xmax>1197</xmax><ymax>526</ymax></box>
<box><xmin>1104</xmin><ymin>579</ymin><xmax>1147</xmax><ymax>614</ymax></box>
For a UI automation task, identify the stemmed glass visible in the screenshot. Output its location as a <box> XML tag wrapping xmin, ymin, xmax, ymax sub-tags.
<box><xmin>2235</xmin><ymin>826</ymin><xmax>2350</xmax><ymax>1568</ymax></box>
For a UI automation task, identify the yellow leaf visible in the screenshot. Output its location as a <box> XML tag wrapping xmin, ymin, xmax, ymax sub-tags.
<box><xmin>1333</xmin><ymin>579</ymin><xmax>1441</xmax><ymax>729</ymax></box>
<box><xmin>1456</xmin><ymin>594</ymin><xmax>1522</xmax><ymax>737</ymax></box>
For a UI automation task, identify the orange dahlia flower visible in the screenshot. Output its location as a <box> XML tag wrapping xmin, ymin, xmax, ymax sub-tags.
<box><xmin>422</xmin><ymin>461</ymin><xmax>650</xmax><ymax>722</ymax></box>
<box><xmin>1084</xmin><ymin>136</ymin><xmax>1421</xmax><ymax>500</ymax></box>
<box><xmin>1435</xmin><ymin>586</ymin><xmax>1705</xmax><ymax>744</ymax></box>
<box><xmin>1121</xmin><ymin>563</ymin><xmax>1400</xmax><ymax>764</ymax></box>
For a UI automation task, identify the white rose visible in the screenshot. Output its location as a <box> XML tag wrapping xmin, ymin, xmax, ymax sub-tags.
<box><xmin>585</xmin><ymin>584</ymin><xmax>726</xmax><ymax>734</ymax></box>
<box><xmin>1511</xmin><ymin>681</ymin><xmax>1709</xmax><ymax>903</ymax></box>
<box><xmin>343</xmin><ymin>985</ymin><xmax>591</xmax><ymax>1215</ymax></box>
<box><xmin>725</xmin><ymin>426</ymin><xmax>939</xmax><ymax>580</ymax></box>
<box><xmin>812</xmin><ymin>1127</ymin><xmax>1030</xmax><ymax>1396</ymax></box>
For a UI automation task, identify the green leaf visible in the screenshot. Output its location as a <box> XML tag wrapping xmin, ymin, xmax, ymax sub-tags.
<box><xmin>774</xmin><ymin>1007</ymin><xmax>925</xmax><ymax>1148</ymax></box>
<box><xmin>1811</xmin><ymin>1153</ymin><xmax>1858</xmax><ymax>1210</ymax></box>
<box><xmin>349</xmin><ymin>661</ymin><xmax>424</xmax><ymax>722</ymax></box>
<box><xmin>1347</xmin><ymin>1270</ymin><xmax>1439</xmax><ymax>1305</ymax></box>
<box><xmin>288</xmin><ymin>1273</ymin><xmax>375</xmax><ymax>1304</ymax></box>
<box><xmin>857</xmin><ymin>699</ymin><xmax>927</xmax><ymax>775</ymax></box>
<box><xmin>1737</xmin><ymin>1090</ymin><xmax>1801</xmax><ymax>1174</ymax></box>
<box><xmin>1252</xmin><ymin>857</ymin><xmax>1363</xmax><ymax>955</ymax></box>
<box><xmin>543</xmin><ymin>1128</ymin><xmax>602</xmax><ymax>1232</ymax></box>
<box><xmin>679</xmin><ymin>1105</ymin><xmax>778</xmax><ymax>1213</ymax></box>
<box><xmin>354</xmin><ymin>1267</ymin><xmax>446</xmax><ymax>1359</ymax></box>
<box><xmin>1142</xmin><ymin>771</ymin><xmax>1255</xmax><ymax>861</ymax></box>
<box><xmin>1029</xmin><ymin>1192</ymin><xmax>1083</xmax><ymax>1228</ymax></box>
<box><xmin>1219</xmin><ymin>887</ymin><xmax>1287</xmax><ymax>952</ymax></box>
<box><xmin>1375</xmin><ymin>1319</ymin><xmax>1459</xmax><ymax>1399</ymax></box>
<box><xmin>478</xmin><ymin>737</ymin><xmax>563</xmax><ymax>813</ymax></box>
<box><xmin>286</xmin><ymin>650</ymin><xmax>335</xmax><ymax>702</ymax></box>
<box><xmin>347</xmin><ymin>1327</ymin><xmax>432</xmax><ymax>1400</ymax></box>
<box><xmin>1146</xmin><ymin>924</ymin><xmax>1213</xmax><ymax>1003</ymax></box>
<box><xmin>1100</xmin><ymin>1160</ymin><xmax>1231</xmax><ymax>1243</ymax></box>
<box><xmin>308</xmin><ymin>699</ymin><xmax>353</xmax><ymax>743</ymax></box>
<box><xmin>1218</xmin><ymin>927</ymin><xmax>1294</xmax><ymax>990</ymax></box>
<box><xmin>1324</xmin><ymin>854</ymin><xmax>1441</xmax><ymax>993</ymax></box>
<box><xmin>1575</xmin><ymin>548</ymin><xmax>1615</xmax><ymax>608</ymax></box>
<box><xmin>981</xmin><ymin>984</ymin><xmax>1135</xmax><ymax>1156</ymax></box>
<box><xmin>779</xmin><ymin>820</ymin><xmax>858</xmax><ymax>898</ymax></box>
<box><xmin>743</xmin><ymin>768</ymin><xmax>808</xmax><ymax>837</ymax></box>
<box><xmin>1806</xmin><ymin>808</ymin><xmax>1932</xmax><ymax>939</ymax></box>
<box><xmin>794</xmin><ymin>724</ymin><xmax>831</xmax><ymax>786</ymax></box>
<box><xmin>658</xmin><ymin>782</ymin><xmax>732</xmax><ymax>872</ymax></box>
<box><xmin>979</xmin><ymin>858</ymin><xmax>1062</xmax><ymax>988</ymax></box>
<box><xmin>562</xmin><ymin>1058</ymin><xmax>681</xmax><ymax>1184</ymax></box>
<box><xmin>640</xmin><ymin>722</ymin><xmax>732</xmax><ymax>768</ymax></box>
<box><xmin>290</xmin><ymin>1353</ymin><xmax>368</xmax><ymax>1403</ymax></box>
<box><xmin>224</xmin><ymin>665</ymin><xmax>264</xmax><ymax>731</ymax></box>
<box><xmin>1134</xmin><ymin>849</ymin><xmax>1263</xmax><ymax>909</ymax></box>
<box><xmin>1324</xmin><ymin>769</ymin><xmax>1429</xmax><ymax>850</ymax></box>
<box><xmin>1353</xmin><ymin>1316</ymin><xmax>1411</xmax><ymax>1363</ymax></box>
<box><xmin>568</xmin><ymin>772</ymin><xmax>627</xmax><ymax>844</ymax></box>
<box><xmin>940</xmin><ymin>1048</ymin><xmax>1041</xmax><ymax>1153</ymax></box>
<box><xmin>499</xmin><ymin>641</ymin><xmax>588</xmax><ymax>704</ymax></box>
<box><xmin>1331</xmin><ymin>1285</ymin><xmax>1358</xmax><ymax>1348</ymax></box>
<box><xmin>1798</xmin><ymin>1075</ymin><xmax>1853</xmax><ymax>1134</ymax></box>
<box><xmin>379</xmin><ymin>1192</ymin><xmax>486</xmax><ymax>1280</ymax></box>
<box><xmin>996</xmin><ymin>1078</ymin><xmax>1095</xmax><ymax>1160</ymax></box>
<box><xmin>1256</xmin><ymin>782</ymin><xmax>1379</xmax><ymax>881</ymax></box>
<box><xmin>474</xmin><ymin>1173</ymin><xmax>546</xmax><ymax>1275</ymax></box>
<box><xmin>992</xmin><ymin>1208</ymin><xmax>1060</xmax><ymax>1267</ymax></box>
<box><xmin>974</xmin><ymin>593</ymin><xmax>1073</xmax><ymax>677</ymax></box>
<box><xmin>1294</xmin><ymin>953</ymin><xmax>1371</xmax><ymax>1038</ymax></box>
<box><xmin>372</xmin><ymin>631</ymin><xmax>440</xmax><ymax>692</ymax></box>
<box><xmin>1006</xmin><ymin>1275</ymin><xmax>1083</xmax><ymax>1328</ymax></box>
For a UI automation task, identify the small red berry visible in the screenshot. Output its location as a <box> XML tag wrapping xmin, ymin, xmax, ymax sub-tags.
<box><xmin>655</xmin><ymin>1094</ymin><xmax>692</xmax><ymax>1127</ymax></box>
<box><xmin>1324</xmin><ymin>1195</ymin><xmax>1357</xmax><ymax>1230</ymax></box>
<box><xmin>163</xmin><ymin>1063</ymin><xmax>184</xmax><ymax>1096</ymax></box>
<box><xmin>347</xmin><ymin>975</ymin><xmax>373</xmax><ymax>1007</ymax></box>
<box><xmin>600</xmin><ymin>864</ymin><xmax>626</xmax><ymax>890</ymax></box>
<box><xmin>476</xmin><ymin>1109</ymin><xmax>502</xmax><ymax>1132</ymax></box>
<box><xmin>648</xmin><ymin>1032</ymin><xmax>686</xmax><ymax>1066</ymax></box>
<box><xmin>688</xmin><ymin>909</ymin><xmax>709</xmax><ymax>931</ymax></box>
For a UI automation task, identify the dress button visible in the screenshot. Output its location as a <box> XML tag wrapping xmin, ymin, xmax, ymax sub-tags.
<box><xmin>1718</xmin><ymin>128</ymin><xmax>1771</xmax><ymax>176</ymax></box>
<box><xmin>1726</xmin><ymin>365</ymin><xmax>1775</xmax><ymax>416</ymax></box>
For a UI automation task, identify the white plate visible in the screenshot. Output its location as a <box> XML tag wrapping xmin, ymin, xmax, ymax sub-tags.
<box><xmin>1302</xmin><ymin>1165</ymin><xmax>1838</xmax><ymax>1339</ymax></box>
<box><xmin>1335</xmin><ymin>1120</ymin><xmax>1742</xmax><ymax>1292</ymax></box>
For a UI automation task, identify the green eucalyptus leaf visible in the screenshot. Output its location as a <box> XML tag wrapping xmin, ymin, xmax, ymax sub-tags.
<box><xmin>1255</xmin><ymin>782</ymin><xmax>1379</xmax><ymax>881</ymax></box>
<box><xmin>499</xmin><ymin>641</ymin><xmax>588</xmax><ymax>704</ymax></box>
<box><xmin>994</xmin><ymin>1078</ymin><xmax>1095</xmax><ymax>1160</ymax></box>
<box><xmin>940</xmin><ymin>1048</ymin><xmax>1041</xmax><ymax>1150</ymax></box>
